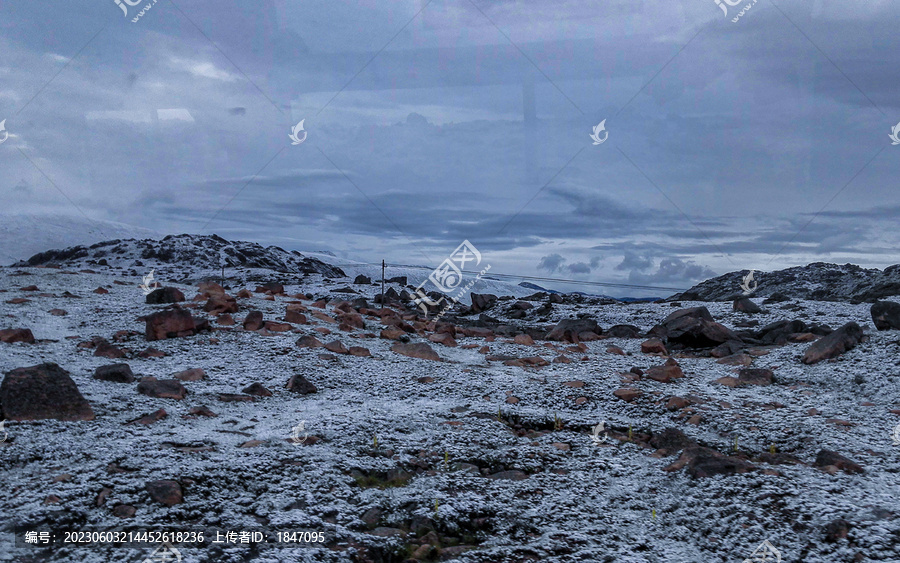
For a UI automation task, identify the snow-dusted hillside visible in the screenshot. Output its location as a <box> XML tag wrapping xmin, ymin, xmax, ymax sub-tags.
<box><xmin>673</xmin><ymin>263</ymin><xmax>900</xmax><ymax>302</ymax></box>
<box><xmin>0</xmin><ymin>214</ymin><xmax>161</xmax><ymax>265</ymax></box>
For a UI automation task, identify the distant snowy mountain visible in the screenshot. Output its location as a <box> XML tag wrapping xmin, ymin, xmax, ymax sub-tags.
<box><xmin>673</xmin><ymin>262</ymin><xmax>900</xmax><ymax>302</ymax></box>
<box><xmin>0</xmin><ymin>213</ymin><xmax>161</xmax><ymax>265</ymax></box>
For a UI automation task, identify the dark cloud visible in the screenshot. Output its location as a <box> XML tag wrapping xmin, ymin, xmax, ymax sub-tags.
<box><xmin>538</xmin><ymin>254</ymin><xmax>566</xmax><ymax>273</ymax></box>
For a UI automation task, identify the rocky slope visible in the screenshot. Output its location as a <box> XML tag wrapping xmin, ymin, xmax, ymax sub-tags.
<box><xmin>2</xmin><ymin>256</ymin><xmax>900</xmax><ymax>562</ymax></box>
<box><xmin>14</xmin><ymin>234</ymin><xmax>347</xmax><ymax>282</ymax></box>
<box><xmin>671</xmin><ymin>262</ymin><xmax>900</xmax><ymax>303</ymax></box>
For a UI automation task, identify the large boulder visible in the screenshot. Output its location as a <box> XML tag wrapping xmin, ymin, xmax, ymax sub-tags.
<box><xmin>143</xmin><ymin>308</ymin><xmax>203</xmax><ymax>341</ymax></box>
<box><xmin>353</xmin><ymin>274</ymin><xmax>372</xmax><ymax>284</ymax></box>
<box><xmin>391</xmin><ymin>342</ymin><xmax>441</xmax><ymax>361</ymax></box>
<box><xmin>203</xmin><ymin>295</ymin><xmax>238</xmax><ymax>315</ymax></box>
<box><xmin>801</xmin><ymin>322</ymin><xmax>864</xmax><ymax>365</ymax></box>
<box><xmin>286</xmin><ymin>373</ymin><xmax>317</xmax><ymax>394</ymax></box>
<box><xmin>732</xmin><ymin>297</ymin><xmax>761</xmax><ymax>314</ymax></box>
<box><xmin>94</xmin><ymin>363</ymin><xmax>136</xmax><ymax>383</ymax></box>
<box><xmin>1</xmin><ymin>363</ymin><xmax>95</xmax><ymax>421</ymax></box>
<box><xmin>137</xmin><ymin>379</ymin><xmax>187</xmax><ymax>400</ymax></box>
<box><xmin>545</xmin><ymin>319</ymin><xmax>602</xmax><ymax>343</ymax></box>
<box><xmin>756</xmin><ymin>319</ymin><xmax>808</xmax><ymax>346</ymax></box>
<box><xmin>871</xmin><ymin>301</ymin><xmax>900</xmax><ymax>331</ymax></box>
<box><xmin>653</xmin><ymin>307</ymin><xmax>738</xmax><ymax>349</ymax></box>
<box><xmin>145</xmin><ymin>287</ymin><xmax>185</xmax><ymax>304</ymax></box>
<box><xmin>0</xmin><ymin>328</ymin><xmax>35</xmax><ymax>344</ymax></box>
<box><xmin>243</xmin><ymin>311</ymin><xmax>264</xmax><ymax>331</ymax></box>
<box><xmin>470</xmin><ymin>293</ymin><xmax>498</xmax><ymax>314</ymax></box>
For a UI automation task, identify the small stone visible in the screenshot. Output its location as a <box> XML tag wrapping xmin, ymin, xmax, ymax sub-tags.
<box><xmin>172</xmin><ymin>368</ymin><xmax>205</xmax><ymax>381</ymax></box>
<box><xmin>641</xmin><ymin>338</ymin><xmax>667</xmax><ymax>355</ymax></box>
<box><xmin>242</xmin><ymin>382</ymin><xmax>272</xmax><ymax>397</ymax></box>
<box><xmin>145</xmin><ymin>480</ymin><xmax>183</xmax><ymax>506</ymax></box>
<box><xmin>286</xmin><ymin>373</ymin><xmax>317</xmax><ymax>394</ymax></box>
<box><xmin>606</xmin><ymin>345</ymin><xmax>625</xmax><ymax>356</ymax></box>
<box><xmin>112</xmin><ymin>504</ymin><xmax>136</xmax><ymax>518</ymax></box>
<box><xmin>137</xmin><ymin>379</ymin><xmax>187</xmax><ymax>400</ymax></box>
<box><xmin>94</xmin><ymin>363</ymin><xmax>136</xmax><ymax>383</ymax></box>
<box><xmin>613</xmin><ymin>388</ymin><xmax>642</xmax><ymax>402</ymax></box>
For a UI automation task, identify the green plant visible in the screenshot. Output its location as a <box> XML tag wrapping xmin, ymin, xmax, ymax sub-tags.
<box><xmin>769</xmin><ymin>443</ymin><xmax>776</xmax><ymax>454</ymax></box>
<box><xmin>627</xmin><ymin>425</ymin><xmax>633</xmax><ymax>442</ymax></box>
<box><xmin>553</xmin><ymin>413</ymin><xmax>563</xmax><ymax>431</ymax></box>
<box><xmin>444</xmin><ymin>451</ymin><xmax>449</xmax><ymax>471</ymax></box>
<box><xmin>373</xmin><ymin>434</ymin><xmax>378</xmax><ymax>448</ymax></box>
<box><xmin>434</xmin><ymin>499</ymin><xmax>439</xmax><ymax>517</ymax></box>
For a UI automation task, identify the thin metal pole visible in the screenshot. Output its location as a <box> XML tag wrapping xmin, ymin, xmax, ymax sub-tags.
<box><xmin>381</xmin><ymin>260</ymin><xmax>385</xmax><ymax>305</ymax></box>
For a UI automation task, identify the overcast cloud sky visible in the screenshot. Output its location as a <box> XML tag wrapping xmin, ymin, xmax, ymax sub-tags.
<box><xmin>1</xmin><ymin>0</ymin><xmax>898</xmax><ymax>296</ymax></box>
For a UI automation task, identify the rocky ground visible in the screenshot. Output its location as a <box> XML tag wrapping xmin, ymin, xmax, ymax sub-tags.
<box><xmin>2</xmin><ymin>248</ymin><xmax>900</xmax><ymax>562</ymax></box>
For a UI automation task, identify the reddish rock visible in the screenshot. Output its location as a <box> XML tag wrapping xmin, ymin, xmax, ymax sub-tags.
<box><xmin>871</xmin><ymin>301</ymin><xmax>900</xmax><ymax>331</ymax></box>
<box><xmin>6</xmin><ymin>297</ymin><xmax>30</xmax><ymax>304</ymax></box>
<box><xmin>242</xmin><ymin>382</ymin><xmax>272</xmax><ymax>397</ymax></box>
<box><xmin>143</xmin><ymin>308</ymin><xmax>198</xmax><ymax>341</ymax></box>
<box><xmin>645</xmin><ymin>358</ymin><xmax>684</xmax><ymax>383</ymax></box>
<box><xmin>738</xmin><ymin>368</ymin><xmax>774</xmax><ymax>386</ymax></box>
<box><xmin>112</xmin><ymin>505</ymin><xmax>136</xmax><ymax>518</ymax></box>
<box><xmin>514</xmin><ymin>334</ymin><xmax>535</xmax><ymax>345</ymax></box>
<box><xmin>552</xmin><ymin>355</ymin><xmax>572</xmax><ymax>363</ymax></box>
<box><xmin>666</xmin><ymin>396</ymin><xmax>690</xmax><ymax>411</ymax></box>
<box><xmin>733</xmin><ymin>297</ymin><xmax>761</xmax><ymax>314</ymax></box>
<box><xmin>391</xmin><ymin>342</ymin><xmax>441</xmax><ymax>361</ymax></box>
<box><xmin>48</xmin><ymin>309</ymin><xmax>68</xmax><ymax>316</ymax></box>
<box><xmin>93</xmin><ymin>287</ymin><xmax>109</xmax><ymax>295</ymax></box>
<box><xmin>665</xmin><ymin>445</ymin><xmax>756</xmax><ymax>478</ymax></box>
<box><xmin>255</xmin><ymin>282</ymin><xmax>285</xmax><ymax>295</ymax></box>
<box><xmin>94</xmin><ymin>363</ymin><xmax>136</xmax><ymax>383</ymax></box>
<box><xmin>428</xmin><ymin>332</ymin><xmax>457</xmax><ymax>347</ymax></box>
<box><xmin>1</xmin><ymin>363</ymin><xmax>95</xmax><ymax>421</ymax></box>
<box><xmin>606</xmin><ymin>345</ymin><xmax>625</xmax><ymax>356</ymax></box>
<box><xmin>296</xmin><ymin>335</ymin><xmax>324</xmax><ymax>348</ymax></box>
<box><xmin>814</xmin><ymin>450</ymin><xmax>864</xmax><ymax>474</ymax></box>
<box><xmin>348</xmin><ymin>346</ymin><xmax>371</xmax><ymax>357</ymax></box>
<box><xmin>716</xmin><ymin>353</ymin><xmax>752</xmax><ymax>366</ymax></box>
<box><xmin>714</xmin><ymin>376</ymin><xmax>742</xmax><ymax>388</ymax></box>
<box><xmin>380</xmin><ymin>328</ymin><xmax>405</xmax><ymax>340</ymax></box>
<box><xmin>0</xmin><ymin>328</ymin><xmax>35</xmax><ymax>344</ymax></box>
<box><xmin>243</xmin><ymin>311</ymin><xmax>264</xmax><ymax>331</ymax></box>
<box><xmin>236</xmin><ymin>289</ymin><xmax>253</xmax><ymax>299</ymax></box>
<box><xmin>324</xmin><ymin>340</ymin><xmax>349</xmax><ymax>354</ymax></box>
<box><xmin>145</xmin><ymin>287</ymin><xmax>186</xmax><ymax>304</ymax></box>
<box><xmin>94</xmin><ymin>341</ymin><xmax>126</xmax><ymax>359</ymax></box>
<box><xmin>286</xmin><ymin>373</ymin><xmax>317</xmax><ymax>394</ymax></box>
<box><xmin>198</xmin><ymin>281</ymin><xmax>225</xmax><ymax>297</ymax></box>
<box><xmin>145</xmin><ymin>480</ymin><xmax>183</xmax><ymax>506</ymax></box>
<box><xmin>186</xmin><ymin>406</ymin><xmax>217</xmax><ymax>417</ymax></box>
<box><xmin>265</xmin><ymin>321</ymin><xmax>292</xmax><ymax>332</ymax></box>
<box><xmin>545</xmin><ymin>319</ymin><xmax>601</xmax><ymax>343</ymax></box>
<box><xmin>641</xmin><ymin>338</ymin><xmax>667</xmax><ymax>355</ymax></box>
<box><xmin>172</xmin><ymin>368</ymin><xmax>205</xmax><ymax>381</ymax></box>
<box><xmin>138</xmin><ymin>347</ymin><xmax>166</xmax><ymax>358</ymax></box>
<box><xmin>285</xmin><ymin>306</ymin><xmax>308</xmax><ymax>324</ymax></box>
<box><xmin>802</xmin><ymin>322</ymin><xmax>864</xmax><ymax>365</ymax></box>
<box><xmin>20</xmin><ymin>285</ymin><xmax>39</xmax><ymax>291</ymax></box>
<box><xmin>613</xmin><ymin>388</ymin><xmax>643</xmax><ymax>402</ymax></box>
<box><xmin>203</xmin><ymin>295</ymin><xmax>238</xmax><ymax>315</ymax></box>
<box><xmin>137</xmin><ymin>379</ymin><xmax>187</xmax><ymax>400</ymax></box>
<box><xmin>216</xmin><ymin>314</ymin><xmax>235</xmax><ymax>326</ymax></box>
<box><xmin>126</xmin><ymin>408</ymin><xmax>167</xmax><ymax>425</ymax></box>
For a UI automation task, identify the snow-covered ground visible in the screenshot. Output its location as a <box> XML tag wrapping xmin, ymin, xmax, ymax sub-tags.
<box><xmin>1</xmin><ymin>265</ymin><xmax>899</xmax><ymax>563</ymax></box>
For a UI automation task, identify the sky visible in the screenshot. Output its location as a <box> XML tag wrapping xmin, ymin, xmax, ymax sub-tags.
<box><xmin>1</xmin><ymin>0</ymin><xmax>899</xmax><ymax>297</ymax></box>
